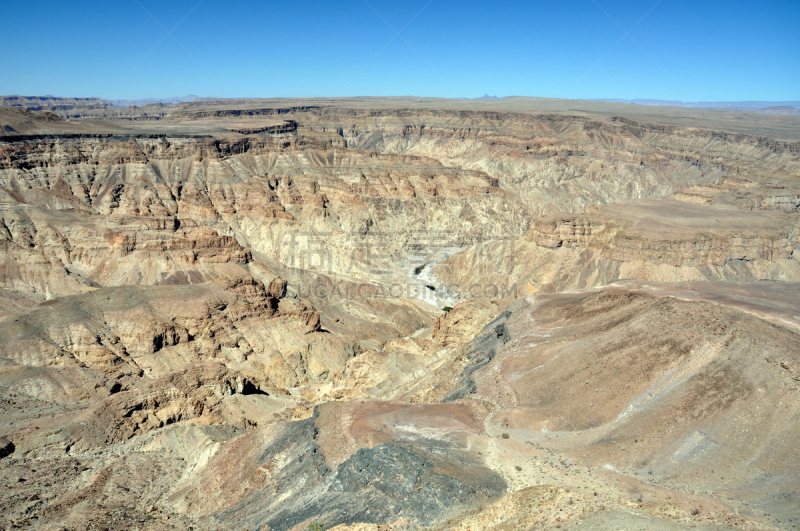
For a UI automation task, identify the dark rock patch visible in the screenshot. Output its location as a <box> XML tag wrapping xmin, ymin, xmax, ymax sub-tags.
<box><xmin>0</xmin><ymin>437</ymin><xmax>14</xmax><ymax>459</ymax></box>
<box><xmin>442</xmin><ymin>310</ymin><xmax>512</xmax><ymax>402</ymax></box>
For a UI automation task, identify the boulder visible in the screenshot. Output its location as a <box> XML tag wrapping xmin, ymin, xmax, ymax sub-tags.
<box><xmin>0</xmin><ymin>437</ymin><xmax>14</xmax><ymax>459</ymax></box>
<box><xmin>269</xmin><ymin>278</ymin><xmax>288</xmax><ymax>299</ymax></box>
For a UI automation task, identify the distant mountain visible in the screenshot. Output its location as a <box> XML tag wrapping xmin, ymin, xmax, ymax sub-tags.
<box><xmin>594</xmin><ymin>98</ymin><xmax>800</xmax><ymax>114</ymax></box>
<box><xmin>108</xmin><ymin>95</ymin><xmax>201</xmax><ymax>108</ymax></box>
<box><xmin>474</xmin><ymin>94</ymin><xmax>500</xmax><ymax>100</ymax></box>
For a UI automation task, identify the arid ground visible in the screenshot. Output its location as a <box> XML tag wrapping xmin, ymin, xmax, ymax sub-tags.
<box><xmin>1</xmin><ymin>96</ymin><xmax>799</xmax><ymax>530</ymax></box>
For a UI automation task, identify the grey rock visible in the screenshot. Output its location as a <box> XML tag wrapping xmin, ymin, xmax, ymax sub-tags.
<box><xmin>442</xmin><ymin>310</ymin><xmax>512</xmax><ymax>402</ymax></box>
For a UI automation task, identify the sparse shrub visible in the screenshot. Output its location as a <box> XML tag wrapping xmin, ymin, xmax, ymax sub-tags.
<box><xmin>501</xmin><ymin>433</ymin><xmax>510</xmax><ymax>439</ymax></box>
<box><xmin>308</xmin><ymin>523</ymin><xmax>326</xmax><ymax>531</ymax></box>
<box><xmin>515</xmin><ymin>465</ymin><xmax>522</xmax><ymax>471</ymax></box>
<box><xmin>413</xmin><ymin>264</ymin><xmax>425</xmax><ymax>275</ymax></box>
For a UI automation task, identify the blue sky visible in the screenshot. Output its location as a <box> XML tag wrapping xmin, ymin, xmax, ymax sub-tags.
<box><xmin>1</xmin><ymin>0</ymin><xmax>798</xmax><ymax>101</ymax></box>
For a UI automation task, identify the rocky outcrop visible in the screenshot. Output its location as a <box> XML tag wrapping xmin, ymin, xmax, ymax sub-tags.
<box><xmin>228</xmin><ymin>120</ymin><xmax>297</xmax><ymax>135</ymax></box>
<box><xmin>527</xmin><ymin>204</ymin><xmax>796</xmax><ymax>267</ymax></box>
<box><xmin>73</xmin><ymin>361</ymin><xmax>262</xmax><ymax>448</ymax></box>
<box><xmin>0</xmin><ymin>280</ymin><xmax>348</xmax><ymax>405</ymax></box>
<box><xmin>440</xmin><ymin>310</ymin><xmax>511</xmax><ymax>402</ymax></box>
<box><xmin>268</xmin><ymin>276</ymin><xmax>288</xmax><ymax>298</ymax></box>
<box><xmin>437</xmin><ymin>195</ymin><xmax>800</xmax><ymax>296</ymax></box>
<box><xmin>174</xmin><ymin>402</ymin><xmax>506</xmax><ymax>530</ymax></box>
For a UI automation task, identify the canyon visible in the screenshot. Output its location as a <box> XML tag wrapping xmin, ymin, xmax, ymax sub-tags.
<box><xmin>1</xmin><ymin>96</ymin><xmax>799</xmax><ymax>530</ymax></box>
